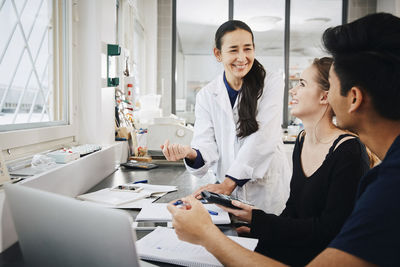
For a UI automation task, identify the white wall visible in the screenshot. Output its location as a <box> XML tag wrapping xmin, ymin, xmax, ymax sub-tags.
<box><xmin>184</xmin><ymin>55</ymin><xmax>222</xmax><ymax>82</ymax></box>
<box><xmin>377</xmin><ymin>0</ymin><xmax>400</xmax><ymax>15</ymax></box>
<box><xmin>175</xmin><ymin>50</ymin><xmax>184</xmax><ymax>99</ymax></box>
<box><xmin>75</xmin><ymin>0</ymin><xmax>116</xmax><ymax>145</ymax></box>
<box><xmin>157</xmin><ymin>0</ymin><xmax>173</xmax><ymax>116</ymax></box>
<box><xmin>143</xmin><ymin>0</ymin><xmax>158</xmax><ymax>95</ymax></box>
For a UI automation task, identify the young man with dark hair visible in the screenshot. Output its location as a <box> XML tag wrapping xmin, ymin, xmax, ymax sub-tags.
<box><xmin>167</xmin><ymin>13</ymin><xmax>400</xmax><ymax>266</ymax></box>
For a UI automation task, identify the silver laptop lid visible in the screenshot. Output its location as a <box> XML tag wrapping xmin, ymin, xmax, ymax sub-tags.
<box><xmin>4</xmin><ymin>184</ymin><xmax>141</xmax><ymax>267</ymax></box>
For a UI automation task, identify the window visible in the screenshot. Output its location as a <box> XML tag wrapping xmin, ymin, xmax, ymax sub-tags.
<box><xmin>234</xmin><ymin>0</ymin><xmax>286</xmax><ymax>81</ymax></box>
<box><xmin>173</xmin><ymin>0</ymin><xmax>345</xmax><ymax>127</ymax></box>
<box><xmin>0</xmin><ymin>0</ymin><xmax>73</xmax><ymax>155</ymax></box>
<box><xmin>288</xmin><ymin>0</ymin><xmax>342</xmax><ymax>125</ymax></box>
<box><xmin>0</xmin><ymin>0</ymin><xmax>68</xmax><ymax>131</ymax></box>
<box><xmin>175</xmin><ymin>0</ymin><xmax>228</xmax><ymax>124</ymax></box>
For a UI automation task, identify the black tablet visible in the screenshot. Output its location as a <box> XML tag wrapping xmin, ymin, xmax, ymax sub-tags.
<box><xmin>200</xmin><ymin>190</ymin><xmax>241</xmax><ymax>209</ymax></box>
<box><xmin>120</xmin><ymin>162</ymin><xmax>158</xmax><ymax>170</ymax></box>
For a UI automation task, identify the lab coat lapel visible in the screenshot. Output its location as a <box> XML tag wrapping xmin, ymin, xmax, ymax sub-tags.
<box><xmin>232</xmin><ymin>93</ymin><xmax>240</xmax><ymax>124</ymax></box>
<box><xmin>213</xmin><ymin>76</ymin><xmax>235</xmax><ymax>124</ymax></box>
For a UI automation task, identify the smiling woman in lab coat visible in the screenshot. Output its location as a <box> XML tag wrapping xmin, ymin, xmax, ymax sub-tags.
<box><xmin>162</xmin><ymin>20</ymin><xmax>291</xmax><ymax>214</ymax></box>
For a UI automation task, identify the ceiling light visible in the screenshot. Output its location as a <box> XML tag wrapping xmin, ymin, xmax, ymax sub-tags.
<box><xmin>304</xmin><ymin>17</ymin><xmax>331</xmax><ymax>24</ymax></box>
<box><xmin>247</xmin><ymin>16</ymin><xmax>282</xmax><ymax>32</ymax></box>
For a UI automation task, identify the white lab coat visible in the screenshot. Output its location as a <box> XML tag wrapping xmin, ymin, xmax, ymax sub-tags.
<box><xmin>185</xmin><ymin>71</ymin><xmax>291</xmax><ymax>215</ymax></box>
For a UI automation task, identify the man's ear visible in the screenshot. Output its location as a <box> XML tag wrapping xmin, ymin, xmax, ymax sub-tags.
<box><xmin>348</xmin><ymin>87</ymin><xmax>363</xmax><ymax>113</ymax></box>
<box><xmin>214</xmin><ymin>48</ymin><xmax>221</xmax><ymax>62</ymax></box>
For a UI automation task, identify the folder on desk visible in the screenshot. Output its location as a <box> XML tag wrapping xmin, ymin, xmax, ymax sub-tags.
<box><xmin>136</xmin><ymin>227</ymin><xmax>258</xmax><ymax>267</ymax></box>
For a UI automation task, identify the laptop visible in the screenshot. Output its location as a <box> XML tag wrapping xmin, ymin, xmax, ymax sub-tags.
<box><xmin>4</xmin><ymin>184</ymin><xmax>157</xmax><ymax>267</ymax></box>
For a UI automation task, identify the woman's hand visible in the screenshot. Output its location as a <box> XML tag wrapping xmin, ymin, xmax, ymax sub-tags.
<box><xmin>236</xmin><ymin>226</ymin><xmax>251</xmax><ymax>236</ymax></box>
<box><xmin>167</xmin><ymin>196</ymin><xmax>220</xmax><ymax>246</ymax></box>
<box><xmin>218</xmin><ymin>200</ymin><xmax>255</xmax><ymax>223</ymax></box>
<box><xmin>192</xmin><ymin>177</ymin><xmax>237</xmax><ymax>199</ymax></box>
<box><xmin>161</xmin><ymin>139</ymin><xmax>197</xmax><ymax>161</ymax></box>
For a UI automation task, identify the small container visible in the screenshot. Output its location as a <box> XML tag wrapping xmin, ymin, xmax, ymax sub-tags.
<box><xmin>288</xmin><ymin>125</ymin><xmax>300</xmax><ymax>139</ymax></box>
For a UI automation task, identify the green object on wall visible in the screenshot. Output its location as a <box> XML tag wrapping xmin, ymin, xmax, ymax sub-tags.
<box><xmin>107</xmin><ymin>44</ymin><xmax>120</xmax><ymax>87</ymax></box>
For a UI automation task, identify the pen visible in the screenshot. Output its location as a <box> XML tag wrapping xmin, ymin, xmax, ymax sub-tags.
<box><xmin>173</xmin><ymin>199</ymin><xmax>190</xmax><ymax>209</ymax></box>
<box><xmin>173</xmin><ymin>200</ymin><xmax>183</xmax><ymax>205</ymax></box>
<box><xmin>174</xmin><ymin>200</ymin><xmax>218</xmax><ymax>215</ymax></box>
<box><xmin>133</xmin><ymin>179</ymin><xmax>148</xmax><ymax>184</ymax></box>
<box><xmin>208</xmin><ymin>210</ymin><xmax>218</xmax><ymax>216</ymax></box>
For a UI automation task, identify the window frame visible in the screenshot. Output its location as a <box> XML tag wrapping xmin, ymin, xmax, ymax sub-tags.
<box><xmin>0</xmin><ymin>0</ymin><xmax>75</xmax><ymax>152</ymax></box>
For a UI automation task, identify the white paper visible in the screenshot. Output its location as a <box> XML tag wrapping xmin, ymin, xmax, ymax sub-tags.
<box><xmin>133</xmin><ymin>183</ymin><xmax>177</xmax><ymax>193</ymax></box>
<box><xmin>86</xmin><ymin>197</ymin><xmax>157</xmax><ymax>209</ymax></box>
<box><xmin>136</xmin><ymin>227</ymin><xmax>258</xmax><ymax>267</ymax></box>
<box><xmin>76</xmin><ymin>183</ymin><xmax>176</xmax><ymax>207</ymax></box>
<box><xmin>135</xmin><ymin>203</ymin><xmax>231</xmax><ymax>225</ymax></box>
<box><xmin>77</xmin><ymin>188</ymin><xmax>149</xmax><ymax>206</ymax></box>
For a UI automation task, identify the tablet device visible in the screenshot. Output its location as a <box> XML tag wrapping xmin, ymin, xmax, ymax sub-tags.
<box><xmin>200</xmin><ymin>190</ymin><xmax>241</xmax><ymax>209</ymax></box>
<box><xmin>121</xmin><ymin>162</ymin><xmax>158</xmax><ymax>170</ymax></box>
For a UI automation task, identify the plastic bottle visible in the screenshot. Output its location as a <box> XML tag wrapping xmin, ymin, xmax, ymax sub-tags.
<box><xmin>127</xmin><ymin>83</ymin><xmax>133</xmax><ymax>103</ymax></box>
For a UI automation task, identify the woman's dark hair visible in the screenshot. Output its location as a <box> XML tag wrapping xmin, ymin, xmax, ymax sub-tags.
<box><xmin>322</xmin><ymin>13</ymin><xmax>400</xmax><ymax>120</ymax></box>
<box><xmin>215</xmin><ymin>20</ymin><xmax>266</xmax><ymax>138</ymax></box>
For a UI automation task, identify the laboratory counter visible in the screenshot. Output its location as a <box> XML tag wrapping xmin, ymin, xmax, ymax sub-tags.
<box><xmin>0</xmin><ymin>164</ymin><xmax>238</xmax><ymax>267</ymax></box>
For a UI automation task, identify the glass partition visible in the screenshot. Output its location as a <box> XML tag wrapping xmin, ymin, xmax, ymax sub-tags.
<box><xmin>234</xmin><ymin>0</ymin><xmax>286</xmax><ymax>75</ymax></box>
<box><xmin>175</xmin><ymin>0</ymin><xmax>228</xmax><ymax>124</ymax></box>
<box><xmin>174</xmin><ymin>0</ymin><xmax>344</xmax><ymax>127</ymax></box>
<box><xmin>288</xmin><ymin>0</ymin><xmax>343</xmax><ymax>126</ymax></box>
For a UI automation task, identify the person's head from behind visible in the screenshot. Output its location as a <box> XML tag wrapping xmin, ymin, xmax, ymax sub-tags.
<box><xmin>214</xmin><ymin>20</ymin><xmax>267</xmax><ymax>138</ymax></box>
<box><xmin>323</xmin><ymin>13</ymin><xmax>400</xmax><ymax>133</ymax></box>
<box><xmin>289</xmin><ymin>57</ymin><xmax>333</xmax><ymax>122</ymax></box>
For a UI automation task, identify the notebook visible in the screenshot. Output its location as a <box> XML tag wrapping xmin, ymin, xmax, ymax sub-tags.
<box><xmin>135</xmin><ymin>203</ymin><xmax>231</xmax><ymax>225</ymax></box>
<box><xmin>136</xmin><ymin>227</ymin><xmax>258</xmax><ymax>267</ymax></box>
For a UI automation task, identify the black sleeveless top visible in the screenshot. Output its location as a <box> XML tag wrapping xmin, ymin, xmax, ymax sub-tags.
<box><xmin>250</xmin><ymin>132</ymin><xmax>370</xmax><ymax>266</ymax></box>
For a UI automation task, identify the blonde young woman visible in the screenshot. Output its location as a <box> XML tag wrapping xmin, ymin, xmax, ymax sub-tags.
<box><xmin>215</xmin><ymin>57</ymin><xmax>371</xmax><ymax>266</ymax></box>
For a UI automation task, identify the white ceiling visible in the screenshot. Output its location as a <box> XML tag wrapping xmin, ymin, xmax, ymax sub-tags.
<box><xmin>176</xmin><ymin>0</ymin><xmax>343</xmax><ymax>57</ymax></box>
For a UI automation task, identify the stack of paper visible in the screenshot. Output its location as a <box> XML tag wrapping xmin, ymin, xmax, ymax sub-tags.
<box><xmin>77</xmin><ymin>189</ymin><xmax>149</xmax><ymax>206</ymax></box>
<box><xmin>136</xmin><ymin>203</ymin><xmax>231</xmax><ymax>225</ymax></box>
<box><xmin>136</xmin><ymin>227</ymin><xmax>258</xmax><ymax>267</ymax></box>
<box><xmin>76</xmin><ymin>184</ymin><xmax>177</xmax><ymax>208</ymax></box>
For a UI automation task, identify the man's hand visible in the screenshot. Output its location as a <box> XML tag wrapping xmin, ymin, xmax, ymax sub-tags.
<box><xmin>161</xmin><ymin>139</ymin><xmax>197</xmax><ymax>161</ymax></box>
<box><xmin>167</xmin><ymin>196</ymin><xmax>220</xmax><ymax>246</ymax></box>
<box><xmin>192</xmin><ymin>177</ymin><xmax>237</xmax><ymax>199</ymax></box>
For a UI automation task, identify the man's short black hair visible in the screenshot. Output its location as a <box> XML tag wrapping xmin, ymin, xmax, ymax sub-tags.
<box><xmin>322</xmin><ymin>13</ymin><xmax>400</xmax><ymax>120</ymax></box>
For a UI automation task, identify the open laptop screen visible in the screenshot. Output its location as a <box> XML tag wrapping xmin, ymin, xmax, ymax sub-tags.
<box><xmin>5</xmin><ymin>184</ymin><xmax>141</xmax><ymax>267</ymax></box>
